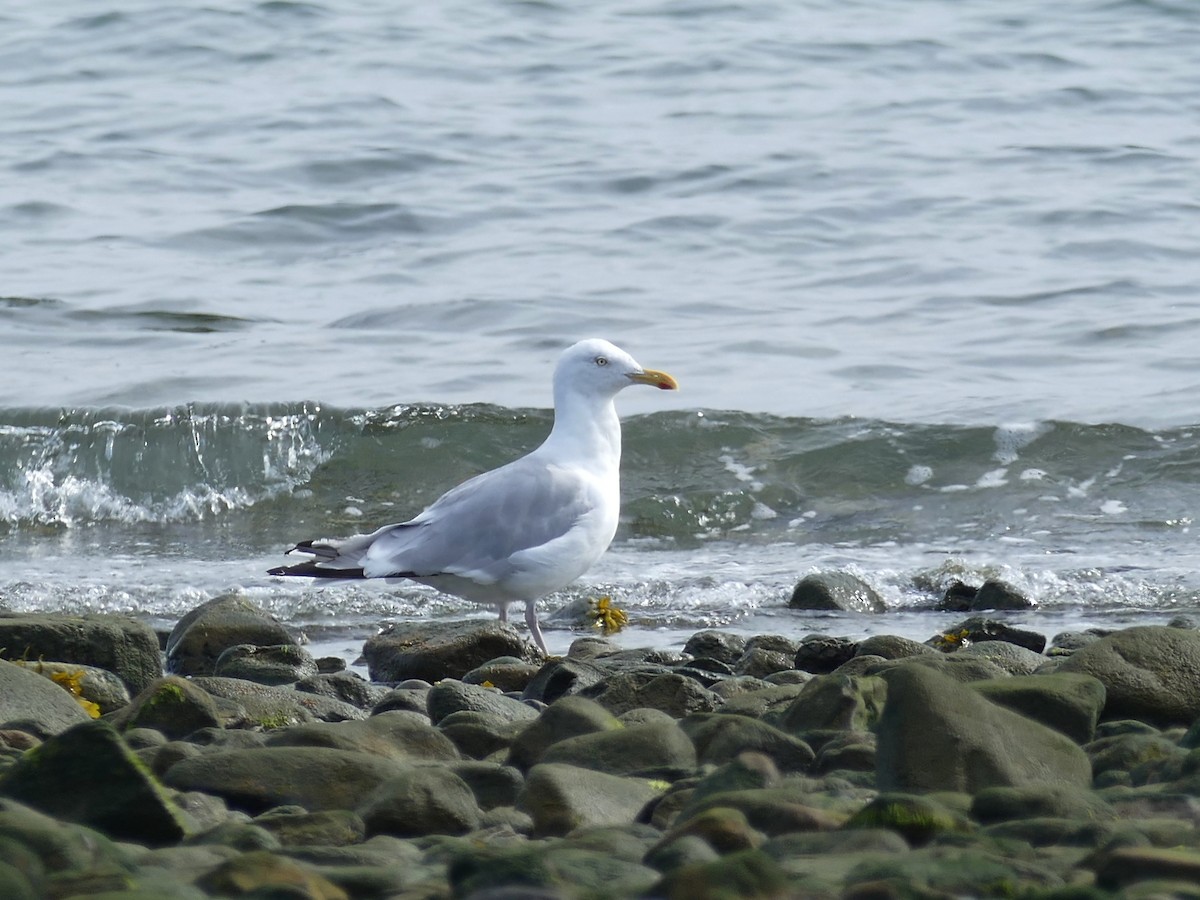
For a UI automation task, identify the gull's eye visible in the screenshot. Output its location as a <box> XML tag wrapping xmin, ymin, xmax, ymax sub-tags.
<box><xmin>594</xmin><ymin>356</ymin><xmax>609</xmax><ymax>367</ymax></box>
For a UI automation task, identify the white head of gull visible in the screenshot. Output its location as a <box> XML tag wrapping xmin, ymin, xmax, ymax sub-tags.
<box><xmin>268</xmin><ymin>338</ymin><xmax>678</xmax><ymax>655</ymax></box>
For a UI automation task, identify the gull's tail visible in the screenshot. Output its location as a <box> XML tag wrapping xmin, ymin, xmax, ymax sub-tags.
<box><xmin>267</xmin><ymin>539</ymin><xmax>367</xmax><ymax>579</ymax></box>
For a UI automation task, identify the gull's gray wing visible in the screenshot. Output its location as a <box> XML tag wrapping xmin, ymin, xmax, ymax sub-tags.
<box><xmin>361</xmin><ymin>455</ymin><xmax>598</xmax><ymax>582</ymax></box>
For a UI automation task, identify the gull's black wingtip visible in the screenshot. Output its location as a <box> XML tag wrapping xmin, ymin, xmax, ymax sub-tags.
<box><xmin>267</xmin><ymin>559</ymin><xmax>366</xmax><ymax>579</ymax></box>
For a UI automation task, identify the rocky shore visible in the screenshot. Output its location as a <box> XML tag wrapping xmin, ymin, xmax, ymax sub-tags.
<box><xmin>2</xmin><ymin>586</ymin><xmax>1200</xmax><ymax>899</ymax></box>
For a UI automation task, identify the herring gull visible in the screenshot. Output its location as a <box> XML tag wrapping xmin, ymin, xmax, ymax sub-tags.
<box><xmin>267</xmin><ymin>338</ymin><xmax>678</xmax><ymax>654</ymax></box>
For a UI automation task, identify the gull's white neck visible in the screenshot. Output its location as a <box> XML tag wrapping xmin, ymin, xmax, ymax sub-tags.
<box><xmin>541</xmin><ymin>386</ymin><xmax>622</xmax><ymax>469</ymax></box>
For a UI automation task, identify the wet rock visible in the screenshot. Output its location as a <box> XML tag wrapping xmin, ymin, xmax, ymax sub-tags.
<box><xmin>521</xmin><ymin>657</ymin><xmax>610</xmax><ymax>704</ymax></box>
<box><xmin>0</xmin><ymin>797</ymin><xmax>137</xmax><ymax>892</ymax></box>
<box><xmin>733</xmin><ymin>637</ymin><xmax>797</xmax><ymax>678</ymax></box>
<box><xmin>508</xmin><ymin>695</ymin><xmax>621</xmax><ymax>770</ymax></box>
<box><xmin>794</xmin><ymin>634</ymin><xmax>857</xmax><ymax>674</ymax></box>
<box><xmin>370</xmin><ymin>684</ymin><xmax>430</xmax><ymax>716</ymax></box>
<box><xmin>163</xmin><ymin>747</ymin><xmax>411</xmax><ymax>813</ymax></box>
<box><xmin>213</xmin><ymin>643</ymin><xmax>318</xmax><ymax>685</ymax></box>
<box><xmin>166</xmin><ymin>595</ymin><xmax>296</xmax><ymax>677</ymax></box>
<box><xmin>463</xmin><ymin>656</ymin><xmax>542</xmax><ymax>693</ymax></box>
<box><xmin>971</xmin><ymin>784</ymin><xmax>1115</xmax><ymax>824</ymax></box>
<box><xmin>445</xmin><ymin>760</ymin><xmax>524</xmax><ymax>810</ymax></box>
<box><xmin>717</xmin><ymin>682</ymin><xmax>809</xmax><ymax>724</ymax></box>
<box><xmin>427</xmin><ymin>679</ymin><xmax>540</xmax><ymax>726</ymax></box>
<box><xmin>579</xmin><ymin>671</ymin><xmax>723</xmax><ymax>717</ymax></box>
<box><xmin>876</xmin><ymin>664</ymin><xmax>1092</xmax><ymax>793</ymax></box>
<box><xmin>265</xmin><ymin>710</ymin><xmax>460</xmax><ymax>762</ymax></box>
<box><xmin>653</xmin><ymin>847</ymin><xmax>791</xmax><ymax>899</ymax></box>
<box><xmin>685</xmin><ymin>753</ymin><xmax>780</xmax><ymax>805</ymax></box>
<box><xmin>845</xmin><ymin>792</ymin><xmax>971</xmax><ymax>846</ymax></box>
<box><xmin>935</xmin><ymin>616</ymin><xmax>1048</xmax><ymax>653</ymax></box>
<box><xmin>935</xmin><ymin>579</ymin><xmax>978</xmax><ymax>612</ymax></box>
<box><xmin>359</xmin><ymin>766</ymin><xmax>481</xmax><ymax>837</ymax></box>
<box><xmin>779</xmin><ymin>673</ymin><xmax>888</xmax><ymax>734</ymax></box>
<box><xmin>680</xmin><ymin>713</ymin><xmax>814</xmax><ymax>773</ymax></box>
<box><xmin>789</xmin><ymin>571</ymin><xmax>885</xmax><ymax>613</ymax></box>
<box><xmin>110</xmin><ymin>675</ymin><xmax>222</xmax><ymax>740</ymax></box>
<box><xmin>678</xmin><ymin>788</ymin><xmax>846</xmax><ymax>838</ymax></box>
<box><xmin>195</xmin><ymin>850</ymin><xmax>349</xmax><ymax>900</ymax></box>
<box><xmin>518</xmin><ymin>763</ymin><xmax>665</xmax><ymax>837</ymax></box>
<box><xmin>1056</xmin><ymin>625</ymin><xmax>1200</xmax><ymax>726</ymax></box>
<box><xmin>972</xmin><ymin>672</ymin><xmax>1106</xmax><ymax>743</ymax></box>
<box><xmin>438</xmin><ymin>710</ymin><xmax>529</xmax><ymax>759</ymax></box>
<box><xmin>1094</xmin><ymin>846</ymin><xmax>1200</xmax><ymax>891</ymax></box>
<box><xmin>193</xmin><ymin>676</ymin><xmax>366</xmax><ymax>725</ymax></box>
<box><xmin>253</xmin><ymin>808</ymin><xmax>367</xmax><ymax>847</ymax></box>
<box><xmin>0</xmin><ymin>720</ymin><xmax>195</xmax><ymax>846</ymax></box>
<box><xmin>541</xmin><ymin>719</ymin><xmax>697</xmax><ymax>777</ymax></box>
<box><xmin>972</xmin><ymin>578</ymin><xmax>1036</xmax><ymax>610</ymax></box>
<box><xmin>296</xmin><ymin>670</ymin><xmax>390</xmax><ymax>710</ymax></box>
<box><xmin>953</xmin><ymin>640</ymin><xmax>1047</xmax><ymax>675</ymax></box>
<box><xmin>682</xmin><ymin>631</ymin><xmax>748</xmax><ymax>665</ymax></box>
<box><xmin>0</xmin><ymin>659</ymin><xmax>92</xmax><ymax>736</ymax></box>
<box><xmin>0</xmin><ymin>612</ymin><xmax>161</xmax><ymax>694</ymax></box>
<box><xmin>363</xmin><ymin>621</ymin><xmax>539</xmax><ymax>683</ymax></box>
<box><xmin>855</xmin><ymin>634</ymin><xmax>937</xmax><ymax>661</ymax></box>
<box><xmin>813</xmin><ymin>732</ymin><xmax>876</xmax><ymax>774</ymax></box>
<box><xmin>9</xmin><ymin>661</ymin><xmax>130</xmax><ymax>715</ymax></box>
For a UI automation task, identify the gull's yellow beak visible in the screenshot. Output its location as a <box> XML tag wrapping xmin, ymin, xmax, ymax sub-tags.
<box><xmin>629</xmin><ymin>368</ymin><xmax>679</xmax><ymax>391</ymax></box>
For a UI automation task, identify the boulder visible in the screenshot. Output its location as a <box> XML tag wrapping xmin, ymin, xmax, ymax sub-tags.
<box><xmin>540</xmin><ymin>719</ymin><xmax>697</xmax><ymax>777</ymax></box>
<box><xmin>875</xmin><ymin>664</ymin><xmax>1092</xmax><ymax>793</ymax></box>
<box><xmin>972</xmin><ymin>672</ymin><xmax>1106</xmax><ymax>743</ymax></box>
<box><xmin>1056</xmin><ymin>625</ymin><xmax>1200</xmax><ymax>726</ymax></box>
<box><xmin>358</xmin><ymin>767</ymin><xmax>481</xmax><ymax>837</ymax></box>
<box><xmin>193</xmin><ymin>676</ymin><xmax>365</xmax><ymax>725</ymax></box>
<box><xmin>264</xmin><ymin>710</ymin><xmax>459</xmax><ymax>762</ymax></box>
<box><xmin>682</xmin><ymin>631</ymin><xmax>748</xmax><ymax>665</ymax></box>
<box><xmin>680</xmin><ymin>714</ymin><xmax>814</xmax><ymax>773</ymax></box>
<box><xmin>789</xmin><ymin>572</ymin><xmax>885</xmax><ymax>613</ymax></box>
<box><xmin>166</xmin><ymin>595</ymin><xmax>296</xmax><ymax>677</ymax></box>
<box><xmin>213</xmin><ymin>644</ymin><xmax>318</xmax><ymax>685</ymax></box>
<box><xmin>110</xmin><ymin>676</ymin><xmax>223</xmax><ymax>740</ymax></box>
<box><xmin>508</xmin><ymin>695</ymin><xmax>621</xmax><ymax>770</ymax></box>
<box><xmin>779</xmin><ymin>673</ymin><xmax>887</xmax><ymax>734</ymax></box>
<box><xmin>163</xmin><ymin>747</ymin><xmax>410</xmax><ymax>813</ymax></box>
<box><xmin>793</xmin><ymin>634</ymin><xmax>857</xmax><ymax>674</ymax></box>
<box><xmin>0</xmin><ymin>612</ymin><xmax>161</xmax><ymax>693</ymax></box>
<box><xmin>426</xmin><ymin>679</ymin><xmax>540</xmax><ymax>726</ymax></box>
<box><xmin>579</xmin><ymin>671</ymin><xmax>723</xmax><ymax>717</ymax></box>
<box><xmin>0</xmin><ymin>659</ymin><xmax>92</xmax><ymax>736</ymax></box>
<box><xmin>0</xmin><ymin>720</ymin><xmax>195</xmax><ymax>846</ymax></box>
<box><xmin>519</xmin><ymin>763</ymin><xmax>665</xmax><ymax>837</ymax></box>
<box><xmin>363</xmin><ymin>621</ymin><xmax>539</xmax><ymax>683</ymax></box>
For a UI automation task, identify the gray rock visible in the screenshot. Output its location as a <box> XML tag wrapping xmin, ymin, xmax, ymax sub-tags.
<box><xmin>1056</xmin><ymin>625</ymin><xmax>1200</xmax><ymax>726</ymax></box>
<box><xmin>793</xmin><ymin>634</ymin><xmax>857</xmax><ymax>674</ymax></box>
<box><xmin>813</xmin><ymin>731</ymin><xmax>876</xmax><ymax>774</ymax></box>
<box><xmin>845</xmin><ymin>792</ymin><xmax>971</xmax><ymax>846</ymax></box>
<box><xmin>508</xmin><ymin>695</ymin><xmax>621</xmax><ymax>770</ymax></box>
<box><xmin>194</xmin><ymin>850</ymin><xmax>348</xmax><ymax>899</ymax></box>
<box><xmin>265</xmin><ymin>710</ymin><xmax>459</xmax><ymax>762</ymax></box>
<box><xmin>296</xmin><ymin>671</ymin><xmax>390</xmax><ymax>709</ymax></box>
<box><xmin>971</xmin><ymin>784</ymin><xmax>1115</xmax><ymax>824</ymax></box>
<box><xmin>882</xmin><ymin>653</ymin><xmax>1011</xmax><ymax>683</ymax></box>
<box><xmin>680</xmin><ymin>713</ymin><xmax>814</xmax><ymax>773</ymax></box>
<box><xmin>788</xmin><ymin>572</ymin><xmax>885</xmax><ymax>613</ymax></box>
<box><xmin>677</xmin><ymin>787</ymin><xmax>845</xmax><ymax>838</ymax></box>
<box><xmin>876</xmin><ymin>664</ymin><xmax>1092</xmax><ymax>793</ymax></box>
<box><xmin>358</xmin><ymin>766</ymin><xmax>481</xmax><ymax>837</ymax></box>
<box><xmin>0</xmin><ymin>720</ymin><xmax>196</xmax><ymax>846</ymax></box>
<box><xmin>519</xmin><ymin>763</ymin><xmax>666</xmax><ymax>837</ymax></box>
<box><xmin>579</xmin><ymin>671</ymin><xmax>723</xmax><ymax>717</ymax></box>
<box><xmin>254</xmin><ymin>807</ymin><xmax>367</xmax><ymax>849</ymax></box>
<box><xmin>855</xmin><ymin>634</ymin><xmax>937</xmax><ymax>661</ymax></box>
<box><xmin>166</xmin><ymin>595</ymin><xmax>296</xmax><ymax>677</ymax></box>
<box><xmin>954</xmin><ymin>640</ymin><xmax>1047</xmax><ymax>675</ymax></box>
<box><xmin>370</xmin><ymin>685</ymin><xmax>430</xmax><ymax>716</ymax></box>
<box><xmin>935</xmin><ymin>616</ymin><xmax>1048</xmax><ymax>654</ymax></box>
<box><xmin>717</xmin><ymin>682</ymin><xmax>809</xmax><ymax>724</ymax></box>
<box><xmin>164</xmin><ymin>747</ymin><xmax>411</xmax><ymax>813</ymax></box>
<box><xmin>426</xmin><ymin>679</ymin><xmax>540</xmax><ymax>726</ymax></box>
<box><xmin>444</xmin><ymin>761</ymin><xmax>524</xmax><ymax>810</ymax></box>
<box><xmin>0</xmin><ymin>612</ymin><xmax>161</xmax><ymax>694</ymax></box>
<box><xmin>683</xmin><ymin>631</ymin><xmax>747</xmax><ymax>665</ymax></box>
<box><xmin>0</xmin><ymin>797</ymin><xmax>138</xmax><ymax>892</ymax></box>
<box><xmin>779</xmin><ymin>673</ymin><xmax>888</xmax><ymax>734</ymax></box>
<box><xmin>733</xmin><ymin>648</ymin><xmax>795</xmax><ymax>678</ymax></box>
<box><xmin>8</xmin><ymin>661</ymin><xmax>130</xmax><ymax>715</ymax></box>
<box><xmin>438</xmin><ymin>710</ymin><xmax>529</xmax><ymax>759</ymax></box>
<box><xmin>521</xmin><ymin>657</ymin><xmax>609</xmax><ymax>704</ymax></box>
<box><xmin>567</xmin><ymin>636</ymin><xmax>621</xmax><ymax>659</ymax></box>
<box><xmin>213</xmin><ymin>643</ymin><xmax>318</xmax><ymax>685</ymax></box>
<box><xmin>463</xmin><ymin>657</ymin><xmax>542</xmax><ymax>693</ymax></box>
<box><xmin>193</xmin><ymin>676</ymin><xmax>366</xmax><ymax>725</ymax></box>
<box><xmin>363</xmin><ymin>621</ymin><xmax>540</xmax><ymax>683</ymax></box>
<box><xmin>0</xmin><ymin>659</ymin><xmax>91</xmax><ymax>736</ymax></box>
<box><xmin>972</xmin><ymin>672</ymin><xmax>1106</xmax><ymax>743</ymax></box>
<box><xmin>972</xmin><ymin>578</ymin><xmax>1036</xmax><ymax>610</ymax></box>
<box><xmin>109</xmin><ymin>675</ymin><xmax>223</xmax><ymax>739</ymax></box>
<box><xmin>541</xmin><ymin>719</ymin><xmax>697</xmax><ymax>776</ymax></box>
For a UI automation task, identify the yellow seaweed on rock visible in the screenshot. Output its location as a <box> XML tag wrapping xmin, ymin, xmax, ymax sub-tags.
<box><xmin>49</xmin><ymin>669</ymin><xmax>102</xmax><ymax>719</ymax></box>
<box><xmin>589</xmin><ymin>596</ymin><xmax>629</xmax><ymax>636</ymax></box>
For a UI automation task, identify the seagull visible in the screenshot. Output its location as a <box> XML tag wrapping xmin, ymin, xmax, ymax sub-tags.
<box><xmin>267</xmin><ymin>338</ymin><xmax>678</xmax><ymax>654</ymax></box>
